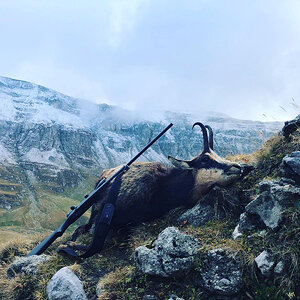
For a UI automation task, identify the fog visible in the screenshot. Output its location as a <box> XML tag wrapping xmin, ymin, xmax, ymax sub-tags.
<box><xmin>1</xmin><ymin>0</ymin><xmax>300</xmax><ymax>121</ymax></box>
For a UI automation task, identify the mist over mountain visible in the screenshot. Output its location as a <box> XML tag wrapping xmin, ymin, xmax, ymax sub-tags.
<box><xmin>0</xmin><ymin>76</ymin><xmax>282</xmax><ymax>224</ymax></box>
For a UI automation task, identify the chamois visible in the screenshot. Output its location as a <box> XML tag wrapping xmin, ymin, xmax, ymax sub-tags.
<box><xmin>63</xmin><ymin>122</ymin><xmax>253</xmax><ymax>253</ymax></box>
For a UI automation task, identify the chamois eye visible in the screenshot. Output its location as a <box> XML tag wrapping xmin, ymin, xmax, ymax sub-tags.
<box><xmin>202</xmin><ymin>156</ymin><xmax>210</xmax><ymax>162</ymax></box>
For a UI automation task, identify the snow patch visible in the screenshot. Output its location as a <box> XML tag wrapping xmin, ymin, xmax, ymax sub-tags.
<box><xmin>0</xmin><ymin>143</ymin><xmax>16</xmax><ymax>164</ymax></box>
<box><xmin>21</xmin><ymin>148</ymin><xmax>69</xmax><ymax>168</ymax></box>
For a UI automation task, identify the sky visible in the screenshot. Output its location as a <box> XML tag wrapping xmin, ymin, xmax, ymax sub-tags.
<box><xmin>1</xmin><ymin>0</ymin><xmax>300</xmax><ymax>122</ymax></box>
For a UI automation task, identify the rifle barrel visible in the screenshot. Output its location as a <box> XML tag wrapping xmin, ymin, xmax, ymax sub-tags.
<box><xmin>127</xmin><ymin>123</ymin><xmax>173</xmax><ymax>166</ymax></box>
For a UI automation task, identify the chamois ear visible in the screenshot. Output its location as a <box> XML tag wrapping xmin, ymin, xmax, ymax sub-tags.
<box><xmin>168</xmin><ymin>156</ymin><xmax>191</xmax><ymax>169</ymax></box>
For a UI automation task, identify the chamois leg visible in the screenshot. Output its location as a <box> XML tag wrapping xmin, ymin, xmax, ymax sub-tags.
<box><xmin>57</xmin><ymin>207</ymin><xmax>99</xmax><ymax>256</ymax></box>
<box><xmin>65</xmin><ymin>242</ymin><xmax>89</xmax><ymax>252</ymax></box>
<box><xmin>70</xmin><ymin>205</ymin><xmax>99</xmax><ymax>242</ymax></box>
<box><xmin>70</xmin><ymin>224</ymin><xmax>91</xmax><ymax>242</ymax></box>
<box><xmin>56</xmin><ymin>241</ymin><xmax>89</xmax><ymax>256</ymax></box>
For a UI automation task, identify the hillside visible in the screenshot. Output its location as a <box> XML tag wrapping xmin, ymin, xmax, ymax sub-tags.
<box><xmin>0</xmin><ymin>116</ymin><xmax>299</xmax><ymax>300</ymax></box>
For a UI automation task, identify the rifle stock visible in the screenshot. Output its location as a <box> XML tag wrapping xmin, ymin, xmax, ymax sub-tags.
<box><xmin>27</xmin><ymin>123</ymin><xmax>173</xmax><ymax>256</ymax></box>
<box><xmin>28</xmin><ymin>228</ymin><xmax>64</xmax><ymax>256</ymax></box>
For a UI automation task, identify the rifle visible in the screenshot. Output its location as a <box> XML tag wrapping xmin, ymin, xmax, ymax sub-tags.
<box><xmin>27</xmin><ymin>123</ymin><xmax>173</xmax><ymax>256</ymax></box>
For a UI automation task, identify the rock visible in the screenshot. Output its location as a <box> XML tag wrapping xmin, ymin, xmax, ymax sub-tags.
<box><xmin>282</xmin><ymin>114</ymin><xmax>300</xmax><ymax>138</ymax></box>
<box><xmin>96</xmin><ymin>281</ymin><xmax>102</xmax><ymax>297</ymax></box>
<box><xmin>282</xmin><ymin>151</ymin><xmax>300</xmax><ymax>182</ymax></box>
<box><xmin>238</xmin><ymin>212</ymin><xmax>262</xmax><ymax>232</ymax></box>
<box><xmin>246</xmin><ymin>191</ymin><xmax>282</xmax><ymax>229</ymax></box>
<box><xmin>135</xmin><ymin>227</ymin><xmax>200</xmax><ymax>277</ymax></box>
<box><xmin>7</xmin><ymin>254</ymin><xmax>51</xmax><ymax>278</ymax></box>
<box><xmin>274</xmin><ymin>261</ymin><xmax>285</xmax><ymax>275</ymax></box>
<box><xmin>255</xmin><ymin>250</ymin><xmax>275</xmax><ymax>277</ymax></box>
<box><xmin>234</xmin><ymin>179</ymin><xmax>300</xmax><ymax>235</ymax></box>
<box><xmin>178</xmin><ymin>186</ymin><xmax>241</xmax><ymax>227</ymax></box>
<box><xmin>143</xmin><ymin>295</ymin><xmax>159</xmax><ymax>300</ymax></box>
<box><xmin>178</xmin><ymin>201</ymin><xmax>215</xmax><ymax>227</ymax></box>
<box><xmin>168</xmin><ymin>294</ymin><xmax>185</xmax><ymax>300</ymax></box>
<box><xmin>47</xmin><ymin>266</ymin><xmax>87</xmax><ymax>300</ymax></box>
<box><xmin>199</xmin><ymin>248</ymin><xmax>243</xmax><ymax>296</ymax></box>
<box><xmin>232</xmin><ymin>224</ymin><xmax>243</xmax><ymax>240</ymax></box>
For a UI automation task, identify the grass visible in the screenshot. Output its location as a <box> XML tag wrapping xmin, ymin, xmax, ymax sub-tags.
<box><xmin>0</xmin><ymin>179</ymin><xmax>22</xmax><ymax>187</ymax></box>
<box><xmin>0</xmin><ymin>190</ymin><xmax>18</xmax><ymax>196</ymax></box>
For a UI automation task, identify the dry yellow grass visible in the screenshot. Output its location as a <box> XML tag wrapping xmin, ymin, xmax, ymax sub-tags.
<box><xmin>0</xmin><ymin>229</ymin><xmax>34</xmax><ymax>249</ymax></box>
<box><xmin>0</xmin><ymin>179</ymin><xmax>22</xmax><ymax>186</ymax></box>
<box><xmin>0</xmin><ymin>190</ymin><xmax>18</xmax><ymax>196</ymax></box>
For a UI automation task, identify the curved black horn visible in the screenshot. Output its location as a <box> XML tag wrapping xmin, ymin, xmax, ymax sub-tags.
<box><xmin>192</xmin><ymin>122</ymin><xmax>209</xmax><ymax>152</ymax></box>
<box><xmin>205</xmin><ymin>125</ymin><xmax>214</xmax><ymax>150</ymax></box>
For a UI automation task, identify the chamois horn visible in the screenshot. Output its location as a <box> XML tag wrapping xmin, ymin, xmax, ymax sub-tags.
<box><xmin>205</xmin><ymin>125</ymin><xmax>214</xmax><ymax>150</ymax></box>
<box><xmin>192</xmin><ymin>122</ymin><xmax>209</xmax><ymax>152</ymax></box>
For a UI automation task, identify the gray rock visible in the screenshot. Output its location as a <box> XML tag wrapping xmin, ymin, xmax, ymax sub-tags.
<box><xmin>234</xmin><ymin>179</ymin><xmax>300</xmax><ymax>235</ymax></box>
<box><xmin>178</xmin><ymin>186</ymin><xmax>242</xmax><ymax>227</ymax></box>
<box><xmin>47</xmin><ymin>266</ymin><xmax>87</xmax><ymax>300</ymax></box>
<box><xmin>246</xmin><ymin>191</ymin><xmax>282</xmax><ymax>229</ymax></box>
<box><xmin>178</xmin><ymin>201</ymin><xmax>215</xmax><ymax>227</ymax></box>
<box><xmin>135</xmin><ymin>227</ymin><xmax>200</xmax><ymax>277</ymax></box>
<box><xmin>282</xmin><ymin>151</ymin><xmax>300</xmax><ymax>182</ymax></box>
<box><xmin>238</xmin><ymin>212</ymin><xmax>261</xmax><ymax>231</ymax></box>
<box><xmin>143</xmin><ymin>295</ymin><xmax>159</xmax><ymax>300</ymax></box>
<box><xmin>232</xmin><ymin>224</ymin><xmax>243</xmax><ymax>240</ymax></box>
<box><xmin>274</xmin><ymin>261</ymin><xmax>285</xmax><ymax>275</ymax></box>
<box><xmin>96</xmin><ymin>281</ymin><xmax>102</xmax><ymax>297</ymax></box>
<box><xmin>168</xmin><ymin>294</ymin><xmax>185</xmax><ymax>300</ymax></box>
<box><xmin>282</xmin><ymin>114</ymin><xmax>300</xmax><ymax>138</ymax></box>
<box><xmin>199</xmin><ymin>248</ymin><xmax>243</xmax><ymax>296</ymax></box>
<box><xmin>255</xmin><ymin>250</ymin><xmax>275</xmax><ymax>277</ymax></box>
<box><xmin>7</xmin><ymin>254</ymin><xmax>51</xmax><ymax>278</ymax></box>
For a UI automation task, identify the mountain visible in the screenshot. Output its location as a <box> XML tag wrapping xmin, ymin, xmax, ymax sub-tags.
<box><xmin>0</xmin><ymin>76</ymin><xmax>283</xmax><ymax>231</ymax></box>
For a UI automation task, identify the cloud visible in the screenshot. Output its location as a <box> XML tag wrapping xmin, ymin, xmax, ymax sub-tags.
<box><xmin>107</xmin><ymin>0</ymin><xmax>149</xmax><ymax>47</ymax></box>
<box><xmin>1</xmin><ymin>0</ymin><xmax>300</xmax><ymax>122</ymax></box>
<box><xmin>12</xmin><ymin>61</ymin><xmax>107</xmax><ymax>103</ymax></box>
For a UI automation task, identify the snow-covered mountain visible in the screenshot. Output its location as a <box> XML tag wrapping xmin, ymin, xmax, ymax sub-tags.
<box><xmin>0</xmin><ymin>76</ymin><xmax>283</xmax><ymax>213</ymax></box>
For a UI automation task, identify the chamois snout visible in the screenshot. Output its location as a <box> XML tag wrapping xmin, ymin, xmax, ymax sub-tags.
<box><xmin>225</xmin><ymin>163</ymin><xmax>254</xmax><ymax>177</ymax></box>
<box><xmin>219</xmin><ymin>162</ymin><xmax>253</xmax><ymax>186</ymax></box>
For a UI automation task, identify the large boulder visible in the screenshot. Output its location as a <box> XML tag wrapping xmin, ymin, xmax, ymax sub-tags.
<box><xmin>198</xmin><ymin>248</ymin><xmax>243</xmax><ymax>296</ymax></box>
<box><xmin>282</xmin><ymin>151</ymin><xmax>300</xmax><ymax>183</ymax></box>
<box><xmin>47</xmin><ymin>266</ymin><xmax>88</xmax><ymax>300</ymax></box>
<box><xmin>233</xmin><ymin>178</ymin><xmax>300</xmax><ymax>237</ymax></box>
<box><xmin>282</xmin><ymin>114</ymin><xmax>300</xmax><ymax>138</ymax></box>
<box><xmin>7</xmin><ymin>254</ymin><xmax>51</xmax><ymax>278</ymax></box>
<box><xmin>134</xmin><ymin>227</ymin><xmax>200</xmax><ymax>277</ymax></box>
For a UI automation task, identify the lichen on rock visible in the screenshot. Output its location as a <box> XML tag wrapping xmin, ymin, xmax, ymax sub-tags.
<box><xmin>198</xmin><ymin>248</ymin><xmax>243</xmax><ymax>296</ymax></box>
<box><xmin>134</xmin><ymin>227</ymin><xmax>200</xmax><ymax>277</ymax></box>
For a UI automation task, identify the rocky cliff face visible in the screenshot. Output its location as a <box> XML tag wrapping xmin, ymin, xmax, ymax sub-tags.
<box><xmin>0</xmin><ymin>76</ymin><xmax>282</xmax><ymax>217</ymax></box>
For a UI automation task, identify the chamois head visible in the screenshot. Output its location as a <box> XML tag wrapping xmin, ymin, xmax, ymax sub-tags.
<box><xmin>168</xmin><ymin>122</ymin><xmax>253</xmax><ymax>191</ymax></box>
